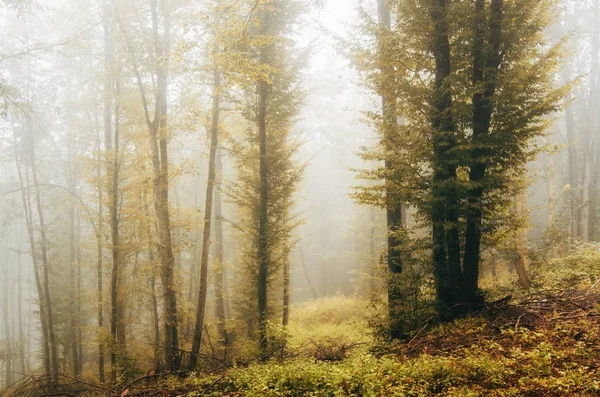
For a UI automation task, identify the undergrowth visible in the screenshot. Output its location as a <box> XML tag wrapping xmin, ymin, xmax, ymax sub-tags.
<box><xmin>80</xmin><ymin>289</ymin><xmax>600</xmax><ymax>397</ymax></box>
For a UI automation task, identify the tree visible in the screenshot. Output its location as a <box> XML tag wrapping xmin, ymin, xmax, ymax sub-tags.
<box><xmin>227</xmin><ymin>0</ymin><xmax>306</xmax><ymax>353</ymax></box>
<box><xmin>116</xmin><ymin>0</ymin><xmax>180</xmax><ymax>370</ymax></box>
<box><xmin>189</xmin><ymin>0</ymin><xmax>224</xmax><ymax>367</ymax></box>
<box><xmin>353</xmin><ymin>0</ymin><xmax>569</xmax><ymax>323</ymax></box>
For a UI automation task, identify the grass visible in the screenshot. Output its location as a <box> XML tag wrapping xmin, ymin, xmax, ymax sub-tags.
<box><xmin>12</xmin><ymin>291</ymin><xmax>600</xmax><ymax>396</ymax></box>
<box><xmin>104</xmin><ymin>291</ymin><xmax>600</xmax><ymax>396</ymax></box>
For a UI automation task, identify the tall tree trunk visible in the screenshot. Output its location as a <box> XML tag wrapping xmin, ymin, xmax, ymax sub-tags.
<box><xmin>561</xmin><ymin>64</ymin><xmax>578</xmax><ymax>245</ymax></box>
<box><xmin>369</xmin><ymin>207</ymin><xmax>376</xmax><ymax>294</ymax></box>
<box><xmin>68</xmin><ymin>141</ymin><xmax>81</xmax><ymax>378</ymax></box>
<box><xmin>215</xmin><ymin>144</ymin><xmax>226</xmax><ymax>340</ymax></box>
<box><xmin>98</xmin><ymin>0</ymin><xmax>111</xmax><ymax>383</ymax></box>
<box><xmin>299</xmin><ymin>244</ymin><xmax>317</xmax><ymax>299</ymax></box>
<box><xmin>462</xmin><ymin>0</ymin><xmax>503</xmax><ymax>303</ymax></box>
<box><xmin>108</xmin><ymin>76</ymin><xmax>121</xmax><ymax>380</ymax></box>
<box><xmin>118</xmin><ymin>0</ymin><xmax>179</xmax><ymax>370</ymax></box>
<box><xmin>143</xmin><ymin>194</ymin><xmax>161</xmax><ymax>370</ymax></box>
<box><xmin>27</xmin><ymin>123</ymin><xmax>59</xmax><ymax>382</ymax></box>
<box><xmin>150</xmin><ymin>0</ymin><xmax>179</xmax><ymax>370</ymax></box>
<box><xmin>282</xmin><ymin>249</ymin><xmax>290</xmax><ymax>327</ymax></box>
<box><xmin>76</xmin><ymin>205</ymin><xmax>83</xmax><ymax>376</ymax></box>
<box><xmin>430</xmin><ymin>0</ymin><xmax>462</xmax><ymax>315</ymax></box>
<box><xmin>515</xmin><ymin>192</ymin><xmax>531</xmax><ymax>288</ymax></box>
<box><xmin>12</xmin><ymin>127</ymin><xmax>50</xmax><ymax>377</ymax></box>
<box><xmin>257</xmin><ymin>7</ymin><xmax>271</xmax><ymax>354</ymax></box>
<box><xmin>377</xmin><ymin>0</ymin><xmax>405</xmax><ymax>340</ymax></box>
<box><xmin>3</xmin><ymin>249</ymin><xmax>13</xmax><ymax>387</ymax></box>
<box><xmin>587</xmin><ymin>0</ymin><xmax>600</xmax><ymax>241</ymax></box>
<box><xmin>17</xmin><ymin>237</ymin><xmax>25</xmax><ymax>378</ymax></box>
<box><xmin>189</xmin><ymin>65</ymin><xmax>221</xmax><ymax>369</ymax></box>
<box><xmin>96</xmin><ymin>132</ymin><xmax>106</xmax><ymax>383</ymax></box>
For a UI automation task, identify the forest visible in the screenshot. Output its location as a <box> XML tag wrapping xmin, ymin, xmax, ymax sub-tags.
<box><xmin>0</xmin><ymin>0</ymin><xmax>599</xmax><ymax>395</ymax></box>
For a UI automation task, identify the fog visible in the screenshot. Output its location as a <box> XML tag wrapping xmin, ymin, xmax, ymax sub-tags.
<box><xmin>0</xmin><ymin>0</ymin><xmax>596</xmax><ymax>389</ymax></box>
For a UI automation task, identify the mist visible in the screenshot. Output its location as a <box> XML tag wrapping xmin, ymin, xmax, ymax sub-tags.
<box><xmin>0</xmin><ymin>0</ymin><xmax>598</xmax><ymax>395</ymax></box>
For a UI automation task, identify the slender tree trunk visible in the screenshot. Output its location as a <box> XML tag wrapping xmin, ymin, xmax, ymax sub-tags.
<box><xmin>76</xmin><ymin>206</ymin><xmax>83</xmax><ymax>376</ymax></box>
<box><xmin>214</xmin><ymin>144</ymin><xmax>226</xmax><ymax>340</ymax></box>
<box><xmin>150</xmin><ymin>0</ymin><xmax>179</xmax><ymax>370</ymax></box>
<box><xmin>369</xmin><ymin>207</ymin><xmax>376</xmax><ymax>294</ymax></box>
<box><xmin>118</xmin><ymin>0</ymin><xmax>178</xmax><ymax>369</ymax></box>
<box><xmin>257</xmin><ymin>8</ymin><xmax>272</xmax><ymax>354</ymax></box>
<box><xmin>27</xmin><ymin>123</ymin><xmax>59</xmax><ymax>382</ymax></box>
<box><xmin>96</xmin><ymin>132</ymin><xmax>106</xmax><ymax>383</ymax></box>
<box><xmin>68</xmin><ymin>142</ymin><xmax>81</xmax><ymax>378</ymax></box>
<box><xmin>108</xmin><ymin>76</ymin><xmax>121</xmax><ymax>380</ymax></box>
<box><xmin>13</xmin><ymin>127</ymin><xmax>50</xmax><ymax>377</ymax></box>
<box><xmin>377</xmin><ymin>0</ymin><xmax>405</xmax><ymax>339</ymax></box>
<box><xmin>3</xmin><ymin>251</ymin><xmax>13</xmax><ymax>387</ymax></box>
<box><xmin>17</xmin><ymin>237</ymin><xmax>25</xmax><ymax>378</ymax></box>
<box><xmin>561</xmin><ymin>65</ymin><xmax>578</xmax><ymax>245</ymax></box>
<box><xmin>186</xmin><ymin>173</ymin><xmax>202</xmax><ymax>341</ymax></box>
<box><xmin>515</xmin><ymin>192</ymin><xmax>531</xmax><ymax>288</ymax></box>
<box><xmin>98</xmin><ymin>0</ymin><xmax>111</xmax><ymax>383</ymax></box>
<box><xmin>282</xmin><ymin>249</ymin><xmax>290</xmax><ymax>327</ymax></box>
<box><xmin>299</xmin><ymin>244</ymin><xmax>317</xmax><ymax>299</ymax></box>
<box><xmin>143</xmin><ymin>194</ymin><xmax>161</xmax><ymax>370</ymax></box>
<box><xmin>190</xmin><ymin>63</ymin><xmax>221</xmax><ymax>369</ymax></box>
<box><xmin>587</xmin><ymin>0</ymin><xmax>600</xmax><ymax>241</ymax></box>
<box><xmin>186</xmin><ymin>228</ymin><xmax>200</xmax><ymax>339</ymax></box>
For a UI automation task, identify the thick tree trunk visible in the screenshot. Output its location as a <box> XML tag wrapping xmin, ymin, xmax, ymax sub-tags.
<box><xmin>430</xmin><ymin>0</ymin><xmax>458</xmax><ymax>313</ymax></box>
<box><xmin>189</xmin><ymin>66</ymin><xmax>221</xmax><ymax>369</ymax></box>
<box><xmin>463</xmin><ymin>0</ymin><xmax>503</xmax><ymax>303</ymax></box>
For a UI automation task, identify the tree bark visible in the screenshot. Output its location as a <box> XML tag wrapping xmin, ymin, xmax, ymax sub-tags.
<box><xmin>587</xmin><ymin>0</ymin><xmax>600</xmax><ymax>241</ymax></box>
<box><xmin>430</xmin><ymin>0</ymin><xmax>459</xmax><ymax>313</ymax></box>
<box><xmin>282</xmin><ymin>249</ymin><xmax>290</xmax><ymax>327</ymax></box>
<box><xmin>257</xmin><ymin>7</ymin><xmax>272</xmax><ymax>354</ymax></box>
<box><xmin>12</xmin><ymin>126</ymin><xmax>50</xmax><ymax>377</ymax></box>
<box><xmin>462</xmin><ymin>0</ymin><xmax>503</xmax><ymax>303</ymax></box>
<box><xmin>109</xmin><ymin>76</ymin><xmax>121</xmax><ymax>380</ymax></box>
<box><xmin>142</xmin><ymin>193</ymin><xmax>161</xmax><ymax>370</ymax></box>
<box><xmin>17</xmin><ymin>237</ymin><xmax>25</xmax><ymax>378</ymax></box>
<box><xmin>189</xmin><ymin>65</ymin><xmax>221</xmax><ymax>369</ymax></box>
<box><xmin>68</xmin><ymin>133</ymin><xmax>81</xmax><ymax>378</ymax></box>
<box><xmin>3</xmin><ymin>249</ymin><xmax>13</xmax><ymax>387</ymax></box>
<box><xmin>377</xmin><ymin>0</ymin><xmax>405</xmax><ymax>340</ymax></box>
<box><xmin>27</xmin><ymin>122</ymin><xmax>59</xmax><ymax>382</ymax></box>
<box><xmin>515</xmin><ymin>192</ymin><xmax>531</xmax><ymax>288</ymax></box>
<box><xmin>215</xmin><ymin>144</ymin><xmax>227</xmax><ymax>340</ymax></box>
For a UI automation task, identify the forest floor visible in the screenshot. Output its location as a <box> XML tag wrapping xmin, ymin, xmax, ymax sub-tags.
<box><xmin>10</xmin><ymin>290</ymin><xmax>600</xmax><ymax>396</ymax></box>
